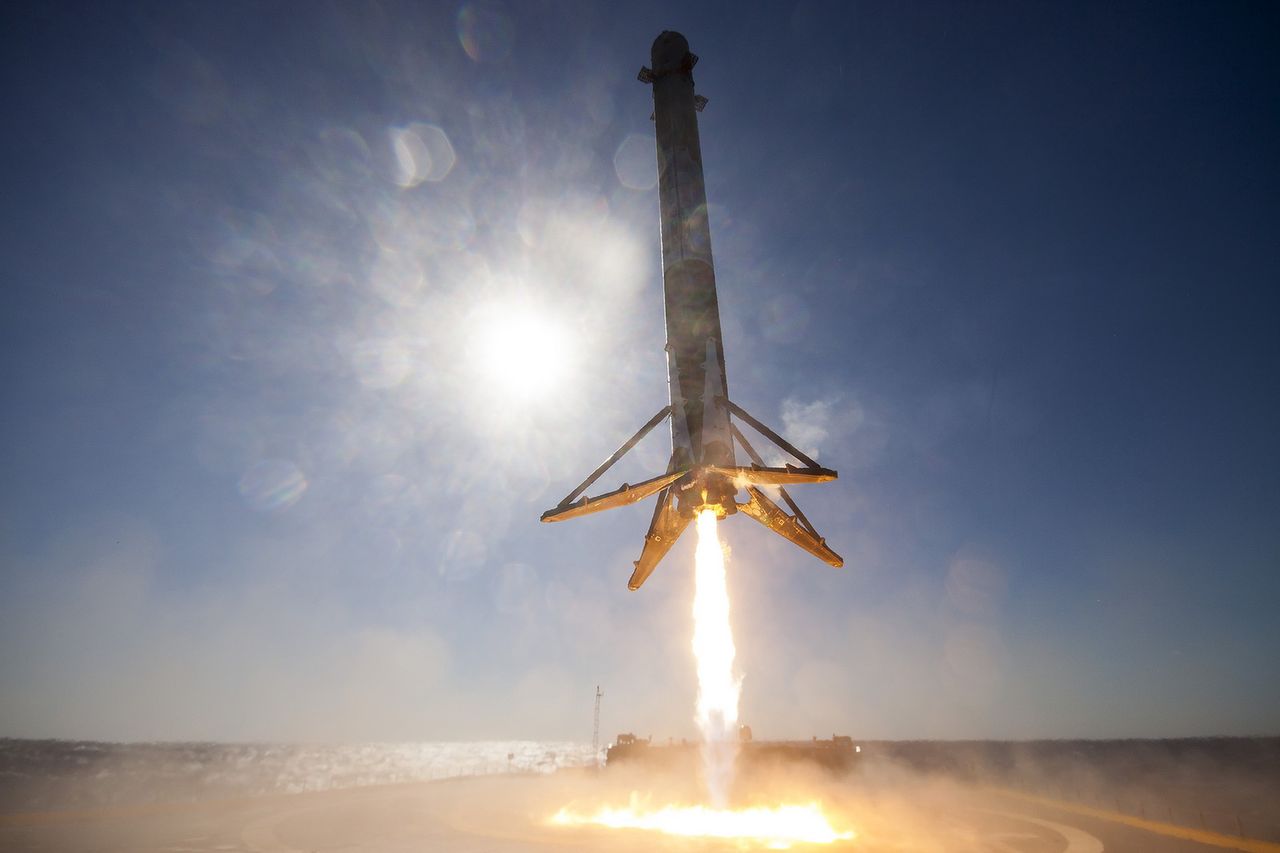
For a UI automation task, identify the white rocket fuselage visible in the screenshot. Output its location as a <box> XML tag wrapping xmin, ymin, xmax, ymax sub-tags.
<box><xmin>539</xmin><ymin>31</ymin><xmax>842</xmax><ymax>590</ymax></box>
<box><xmin>648</xmin><ymin>30</ymin><xmax>737</xmax><ymax>517</ymax></box>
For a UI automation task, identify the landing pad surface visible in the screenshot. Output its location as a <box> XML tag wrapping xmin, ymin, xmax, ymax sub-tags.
<box><xmin>1</xmin><ymin>772</ymin><xmax>1269</xmax><ymax>852</ymax></box>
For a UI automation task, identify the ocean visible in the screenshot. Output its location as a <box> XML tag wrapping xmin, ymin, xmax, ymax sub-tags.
<box><xmin>0</xmin><ymin>739</ymin><xmax>597</xmax><ymax>813</ymax></box>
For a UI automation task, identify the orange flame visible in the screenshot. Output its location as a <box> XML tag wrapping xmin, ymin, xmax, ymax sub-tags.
<box><xmin>551</xmin><ymin>799</ymin><xmax>854</xmax><ymax>849</ymax></box>
<box><xmin>551</xmin><ymin>513</ymin><xmax>854</xmax><ymax>847</ymax></box>
<box><xmin>692</xmin><ymin>508</ymin><xmax>741</xmax><ymax>804</ymax></box>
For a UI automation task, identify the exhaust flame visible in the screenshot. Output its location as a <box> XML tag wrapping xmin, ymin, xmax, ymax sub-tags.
<box><xmin>551</xmin><ymin>799</ymin><xmax>855</xmax><ymax>849</ymax></box>
<box><xmin>549</xmin><ymin>512</ymin><xmax>854</xmax><ymax>847</ymax></box>
<box><xmin>692</xmin><ymin>508</ymin><xmax>740</xmax><ymax>806</ymax></box>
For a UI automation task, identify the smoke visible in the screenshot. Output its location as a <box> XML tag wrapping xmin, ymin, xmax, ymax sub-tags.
<box><xmin>780</xmin><ymin>398</ymin><xmax>835</xmax><ymax>462</ymax></box>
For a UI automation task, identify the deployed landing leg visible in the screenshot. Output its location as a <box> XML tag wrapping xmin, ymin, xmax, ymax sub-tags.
<box><xmin>728</xmin><ymin>415</ymin><xmax>843</xmax><ymax>568</ymax></box>
<box><xmin>539</xmin><ymin>397</ymin><xmax>842</xmax><ymax>589</ymax></box>
<box><xmin>629</xmin><ymin>475</ymin><xmax>692</xmax><ymax>590</ymax></box>
<box><xmin>540</xmin><ymin>406</ymin><xmax>686</xmax><ymax>523</ymax></box>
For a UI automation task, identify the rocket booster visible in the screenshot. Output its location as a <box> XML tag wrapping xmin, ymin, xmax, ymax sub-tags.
<box><xmin>541</xmin><ymin>32</ymin><xmax>843</xmax><ymax>590</ymax></box>
<box><xmin>649</xmin><ymin>31</ymin><xmax>735</xmax><ymax>508</ymax></box>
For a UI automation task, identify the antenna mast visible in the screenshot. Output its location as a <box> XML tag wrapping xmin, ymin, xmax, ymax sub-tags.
<box><xmin>592</xmin><ymin>685</ymin><xmax>603</xmax><ymax>768</ymax></box>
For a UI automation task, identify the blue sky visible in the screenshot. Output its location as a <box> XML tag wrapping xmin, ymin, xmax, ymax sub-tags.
<box><xmin>2</xmin><ymin>0</ymin><xmax>1277</xmax><ymax>742</ymax></box>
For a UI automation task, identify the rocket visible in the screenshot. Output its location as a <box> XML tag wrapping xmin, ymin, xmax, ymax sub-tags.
<box><xmin>541</xmin><ymin>31</ymin><xmax>843</xmax><ymax>589</ymax></box>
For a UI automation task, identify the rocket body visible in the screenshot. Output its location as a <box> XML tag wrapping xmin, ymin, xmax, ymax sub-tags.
<box><xmin>649</xmin><ymin>31</ymin><xmax>736</xmax><ymax>516</ymax></box>
<box><xmin>539</xmin><ymin>32</ymin><xmax>842</xmax><ymax>590</ymax></box>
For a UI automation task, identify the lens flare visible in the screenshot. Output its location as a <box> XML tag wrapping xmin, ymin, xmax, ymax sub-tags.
<box><xmin>693</xmin><ymin>508</ymin><xmax>740</xmax><ymax>805</ymax></box>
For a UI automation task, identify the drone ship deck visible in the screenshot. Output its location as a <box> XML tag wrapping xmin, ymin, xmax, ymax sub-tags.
<box><xmin>605</xmin><ymin>732</ymin><xmax>860</xmax><ymax>773</ymax></box>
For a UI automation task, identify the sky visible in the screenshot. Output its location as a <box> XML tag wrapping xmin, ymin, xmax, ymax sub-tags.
<box><xmin>1</xmin><ymin>0</ymin><xmax>1278</xmax><ymax>744</ymax></box>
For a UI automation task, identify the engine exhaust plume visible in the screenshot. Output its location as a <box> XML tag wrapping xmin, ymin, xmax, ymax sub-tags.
<box><xmin>692</xmin><ymin>509</ymin><xmax>740</xmax><ymax>806</ymax></box>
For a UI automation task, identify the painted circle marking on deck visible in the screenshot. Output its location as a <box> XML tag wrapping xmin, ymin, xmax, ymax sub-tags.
<box><xmin>241</xmin><ymin>806</ymin><xmax>321</xmax><ymax>853</ymax></box>
<box><xmin>980</xmin><ymin>809</ymin><xmax>1106</xmax><ymax>853</ymax></box>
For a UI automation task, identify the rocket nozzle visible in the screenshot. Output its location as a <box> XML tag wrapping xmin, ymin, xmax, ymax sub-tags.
<box><xmin>676</xmin><ymin>468</ymin><xmax>738</xmax><ymax>520</ymax></box>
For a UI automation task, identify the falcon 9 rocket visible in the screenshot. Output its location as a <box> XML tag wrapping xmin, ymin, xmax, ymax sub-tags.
<box><xmin>541</xmin><ymin>31</ymin><xmax>843</xmax><ymax>590</ymax></box>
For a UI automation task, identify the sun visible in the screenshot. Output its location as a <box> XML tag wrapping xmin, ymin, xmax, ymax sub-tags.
<box><xmin>470</xmin><ymin>302</ymin><xmax>569</xmax><ymax>400</ymax></box>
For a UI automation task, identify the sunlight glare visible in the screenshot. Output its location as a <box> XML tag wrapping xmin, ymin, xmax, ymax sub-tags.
<box><xmin>472</xmin><ymin>304</ymin><xmax>568</xmax><ymax>399</ymax></box>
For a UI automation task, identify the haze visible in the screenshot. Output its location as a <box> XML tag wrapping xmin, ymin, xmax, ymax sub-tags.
<box><xmin>1</xmin><ymin>0</ymin><xmax>1277</xmax><ymax>744</ymax></box>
